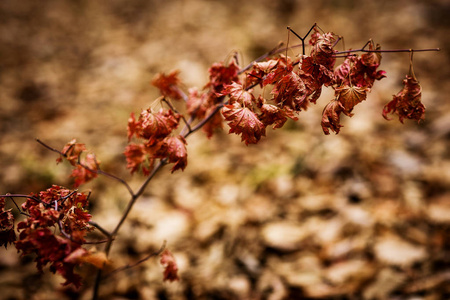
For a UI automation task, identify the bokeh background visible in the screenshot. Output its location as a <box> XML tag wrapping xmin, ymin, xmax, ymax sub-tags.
<box><xmin>1</xmin><ymin>0</ymin><xmax>449</xmax><ymax>299</ymax></box>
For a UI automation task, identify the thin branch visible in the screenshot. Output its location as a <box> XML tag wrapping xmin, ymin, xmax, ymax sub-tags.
<box><xmin>334</xmin><ymin>47</ymin><xmax>440</xmax><ymax>55</ymax></box>
<box><xmin>59</xmin><ymin>190</ymin><xmax>78</xmax><ymax>206</ymax></box>
<box><xmin>6</xmin><ymin>195</ymin><xmax>31</xmax><ymax>217</ymax></box>
<box><xmin>102</xmin><ymin>240</ymin><xmax>167</xmax><ymax>280</ymax></box>
<box><xmin>36</xmin><ymin>139</ymin><xmax>134</xmax><ymax>196</ymax></box>
<box><xmin>88</xmin><ymin>221</ymin><xmax>113</xmax><ymax>238</ymax></box>
<box><xmin>287</xmin><ymin>23</ymin><xmax>317</xmax><ymax>55</ymax></box>
<box><xmin>92</xmin><ymin>159</ymin><xmax>167</xmax><ymax>300</ymax></box>
<box><xmin>36</xmin><ymin>138</ymin><xmax>66</xmax><ymax>155</ymax></box>
<box><xmin>1</xmin><ymin>193</ymin><xmax>48</xmax><ymax>207</ymax></box>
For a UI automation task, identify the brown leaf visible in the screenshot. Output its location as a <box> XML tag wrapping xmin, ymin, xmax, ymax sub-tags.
<box><xmin>160</xmin><ymin>249</ymin><xmax>179</xmax><ymax>282</ymax></box>
<box><xmin>383</xmin><ymin>75</ymin><xmax>425</xmax><ymax>123</ymax></box>
<box><xmin>335</xmin><ymin>85</ymin><xmax>369</xmax><ymax>116</ymax></box>
<box><xmin>151</xmin><ymin>70</ymin><xmax>183</xmax><ymax>100</ymax></box>
<box><xmin>157</xmin><ymin>135</ymin><xmax>188</xmax><ymax>173</ymax></box>
<box><xmin>321</xmin><ymin>100</ymin><xmax>344</xmax><ymax>135</ymax></box>
<box><xmin>222</xmin><ymin>103</ymin><xmax>266</xmax><ymax>145</ymax></box>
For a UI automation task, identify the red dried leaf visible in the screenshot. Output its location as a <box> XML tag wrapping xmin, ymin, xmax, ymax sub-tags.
<box><xmin>245</xmin><ymin>59</ymin><xmax>279</xmax><ymax>87</ymax></box>
<box><xmin>263</xmin><ymin>56</ymin><xmax>294</xmax><ymax>86</ymax></box>
<box><xmin>139</xmin><ymin>108</ymin><xmax>181</xmax><ymax>144</ymax></box>
<box><xmin>301</xmin><ymin>55</ymin><xmax>334</xmax><ymax>87</ymax></box>
<box><xmin>58</xmin><ymin>139</ymin><xmax>86</xmax><ymax>166</ymax></box>
<box><xmin>65</xmin><ymin>248</ymin><xmax>108</xmax><ymax>269</ymax></box>
<box><xmin>205</xmin><ymin>58</ymin><xmax>240</xmax><ymax>93</ymax></box>
<box><xmin>14</xmin><ymin>186</ymin><xmax>93</xmax><ymax>288</ymax></box>
<box><xmin>259</xmin><ymin>102</ymin><xmax>298</xmax><ymax>129</ymax></box>
<box><xmin>309</xmin><ymin>30</ymin><xmax>336</xmax><ymax>70</ymax></box>
<box><xmin>127</xmin><ymin>112</ymin><xmax>140</xmax><ymax>141</ymax></box>
<box><xmin>160</xmin><ymin>249</ymin><xmax>179</xmax><ymax>282</ymax></box>
<box><xmin>361</xmin><ymin>42</ymin><xmax>383</xmax><ymax>68</ymax></box>
<box><xmin>334</xmin><ymin>50</ymin><xmax>385</xmax><ymax>89</ymax></box>
<box><xmin>222</xmin><ymin>103</ymin><xmax>266</xmax><ymax>145</ymax></box>
<box><xmin>383</xmin><ymin>75</ymin><xmax>425</xmax><ymax>123</ymax></box>
<box><xmin>70</xmin><ymin>153</ymin><xmax>99</xmax><ymax>187</ymax></box>
<box><xmin>335</xmin><ymin>85</ymin><xmax>369</xmax><ymax>116</ymax></box>
<box><xmin>271</xmin><ymin>70</ymin><xmax>308</xmax><ymax>111</ymax></box>
<box><xmin>124</xmin><ymin>143</ymin><xmax>148</xmax><ymax>174</ymax></box>
<box><xmin>156</xmin><ymin>135</ymin><xmax>188</xmax><ymax>173</ymax></box>
<box><xmin>321</xmin><ymin>99</ymin><xmax>344</xmax><ymax>135</ymax></box>
<box><xmin>219</xmin><ymin>82</ymin><xmax>255</xmax><ymax>107</ymax></box>
<box><xmin>0</xmin><ymin>197</ymin><xmax>16</xmax><ymax>249</ymax></box>
<box><xmin>151</xmin><ymin>70</ymin><xmax>183</xmax><ymax>100</ymax></box>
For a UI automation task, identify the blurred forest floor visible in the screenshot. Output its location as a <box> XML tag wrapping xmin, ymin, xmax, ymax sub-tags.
<box><xmin>0</xmin><ymin>0</ymin><xmax>449</xmax><ymax>299</ymax></box>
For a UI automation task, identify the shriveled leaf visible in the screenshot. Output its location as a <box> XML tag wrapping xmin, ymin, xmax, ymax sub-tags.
<box><xmin>151</xmin><ymin>70</ymin><xmax>183</xmax><ymax>100</ymax></box>
<box><xmin>335</xmin><ymin>85</ymin><xmax>369</xmax><ymax>115</ymax></box>
<box><xmin>127</xmin><ymin>112</ymin><xmax>140</xmax><ymax>141</ymax></box>
<box><xmin>321</xmin><ymin>100</ymin><xmax>344</xmax><ymax>135</ymax></box>
<box><xmin>246</xmin><ymin>59</ymin><xmax>279</xmax><ymax>87</ymax></box>
<box><xmin>271</xmin><ymin>70</ymin><xmax>308</xmax><ymax>111</ymax></box>
<box><xmin>361</xmin><ymin>42</ymin><xmax>382</xmax><ymax>67</ymax></box>
<box><xmin>65</xmin><ymin>247</ymin><xmax>109</xmax><ymax>269</ymax></box>
<box><xmin>124</xmin><ymin>143</ymin><xmax>149</xmax><ymax>174</ymax></box>
<box><xmin>0</xmin><ymin>198</ymin><xmax>16</xmax><ymax>249</ymax></box>
<box><xmin>219</xmin><ymin>82</ymin><xmax>255</xmax><ymax>107</ymax></box>
<box><xmin>263</xmin><ymin>55</ymin><xmax>295</xmax><ymax>86</ymax></box>
<box><xmin>383</xmin><ymin>75</ymin><xmax>425</xmax><ymax>123</ymax></box>
<box><xmin>222</xmin><ymin>103</ymin><xmax>266</xmax><ymax>145</ymax></box>
<box><xmin>157</xmin><ymin>135</ymin><xmax>188</xmax><ymax>173</ymax></box>
<box><xmin>58</xmin><ymin>139</ymin><xmax>87</xmax><ymax>166</ymax></box>
<box><xmin>139</xmin><ymin>108</ymin><xmax>181</xmax><ymax>144</ymax></box>
<box><xmin>160</xmin><ymin>249</ymin><xmax>179</xmax><ymax>282</ymax></box>
<box><xmin>259</xmin><ymin>102</ymin><xmax>298</xmax><ymax>129</ymax></box>
<box><xmin>205</xmin><ymin>57</ymin><xmax>240</xmax><ymax>93</ymax></box>
<box><xmin>186</xmin><ymin>87</ymin><xmax>209</xmax><ymax>119</ymax></box>
<box><xmin>309</xmin><ymin>30</ymin><xmax>336</xmax><ymax>70</ymax></box>
<box><xmin>70</xmin><ymin>153</ymin><xmax>100</xmax><ymax>187</ymax></box>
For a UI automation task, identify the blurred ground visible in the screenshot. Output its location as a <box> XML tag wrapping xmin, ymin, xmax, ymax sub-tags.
<box><xmin>0</xmin><ymin>0</ymin><xmax>449</xmax><ymax>299</ymax></box>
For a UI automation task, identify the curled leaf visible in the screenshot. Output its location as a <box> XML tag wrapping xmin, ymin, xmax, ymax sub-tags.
<box><xmin>383</xmin><ymin>75</ymin><xmax>425</xmax><ymax>123</ymax></box>
<box><xmin>309</xmin><ymin>30</ymin><xmax>336</xmax><ymax>70</ymax></box>
<box><xmin>271</xmin><ymin>70</ymin><xmax>308</xmax><ymax>111</ymax></box>
<box><xmin>151</xmin><ymin>70</ymin><xmax>183</xmax><ymax>100</ymax></box>
<box><xmin>157</xmin><ymin>135</ymin><xmax>188</xmax><ymax>173</ymax></box>
<box><xmin>219</xmin><ymin>82</ymin><xmax>255</xmax><ymax>107</ymax></box>
<box><xmin>321</xmin><ymin>99</ymin><xmax>344</xmax><ymax>135</ymax></box>
<box><xmin>259</xmin><ymin>102</ymin><xmax>298</xmax><ymax>129</ymax></box>
<box><xmin>0</xmin><ymin>197</ymin><xmax>16</xmax><ymax>249</ymax></box>
<box><xmin>58</xmin><ymin>139</ymin><xmax>86</xmax><ymax>166</ymax></box>
<box><xmin>361</xmin><ymin>42</ymin><xmax>382</xmax><ymax>68</ymax></box>
<box><xmin>222</xmin><ymin>103</ymin><xmax>266</xmax><ymax>145</ymax></box>
<box><xmin>70</xmin><ymin>153</ymin><xmax>100</xmax><ymax>187</ymax></box>
<box><xmin>124</xmin><ymin>144</ymin><xmax>150</xmax><ymax>175</ymax></box>
<box><xmin>160</xmin><ymin>249</ymin><xmax>179</xmax><ymax>282</ymax></box>
<box><xmin>335</xmin><ymin>85</ymin><xmax>369</xmax><ymax>116</ymax></box>
<box><xmin>139</xmin><ymin>108</ymin><xmax>181</xmax><ymax>144</ymax></box>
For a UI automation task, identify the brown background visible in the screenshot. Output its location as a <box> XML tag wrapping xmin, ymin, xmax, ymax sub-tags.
<box><xmin>0</xmin><ymin>0</ymin><xmax>449</xmax><ymax>299</ymax></box>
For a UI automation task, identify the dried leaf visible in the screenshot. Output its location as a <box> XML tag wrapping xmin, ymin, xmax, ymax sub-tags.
<box><xmin>160</xmin><ymin>249</ymin><xmax>179</xmax><ymax>282</ymax></box>
<box><xmin>335</xmin><ymin>85</ymin><xmax>369</xmax><ymax>115</ymax></box>
<box><xmin>383</xmin><ymin>75</ymin><xmax>425</xmax><ymax>123</ymax></box>
<box><xmin>151</xmin><ymin>70</ymin><xmax>183</xmax><ymax>100</ymax></box>
<box><xmin>219</xmin><ymin>82</ymin><xmax>255</xmax><ymax>107</ymax></box>
<box><xmin>222</xmin><ymin>103</ymin><xmax>266</xmax><ymax>145</ymax></box>
<box><xmin>321</xmin><ymin>99</ymin><xmax>344</xmax><ymax>135</ymax></box>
